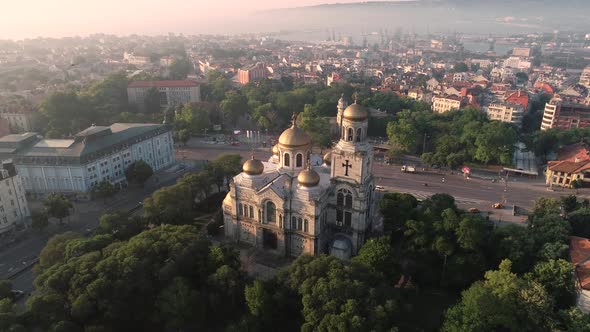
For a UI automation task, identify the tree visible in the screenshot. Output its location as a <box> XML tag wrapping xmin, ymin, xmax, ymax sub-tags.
<box><xmin>353</xmin><ymin>236</ymin><xmax>397</xmax><ymax>279</ymax></box>
<box><xmin>452</xmin><ymin>62</ymin><xmax>469</xmax><ymax>73</ymax></box>
<box><xmin>43</xmin><ymin>194</ymin><xmax>73</xmax><ymax>226</ymax></box>
<box><xmin>532</xmin><ymin>197</ymin><xmax>561</xmax><ymax>218</ymax></box>
<box><xmin>143</xmin><ymin>183</ymin><xmax>193</xmax><ymax>225</ymax></box>
<box><xmin>31</xmin><ymin>209</ymin><xmax>49</xmax><ymax>233</ymax></box>
<box><xmin>443</xmin><ymin>260</ymin><xmax>556</xmax><ymax>332</ymax></box>
<box><xmin>96</xmin><ymin>212</ymin><xmax>146</xmax><ymax>240</ymax></box>
<box><xmin>36</xmin><ymin>232</ymin><xmax>81</xmax><ymax>273</ymax></box>
<box><xmin>561</xmin><ymin>194</ymin><xmax>579</xmax><ymax>214</ymax></box>
<box><xmin>27</xmin><ymin>225</ymin><xmax>244</xmax><ymax>331</ymax></box>
<box><xmin>143</xmin><ymin>87</ymin><xmax>161</xmax><ymax>114</ymax></box>
<box><xmin>516</xmin><ymin>72</ymin><xmax>529</xmax><ymax>82</ymax></box>
<box><xmin>207</xmin><ymin>154</ymin><xmax>242</xmax><ymax>191</ymax></box>
<box><xmin>220</xmin><ymin>91</ymin><xmax>248</xmax><ymax>126</ymax></box>
<box><xmin>176</xmin><ymin>128</ymin><xmax>190</xmax><ymax>146</ymax></box>
<box><xmin>175</xmin><ymin>102</ymin><xmax>212</xmax><ymax>134</ymax></box>
<box><xmin>178</xmin><ymin>171</ymin><xmax>212</xmax><ymax>201</ymax></box>
<box><xmin>526</xmin><ymin>259</ymin><xmax>576</xmax><ymax>310</ymax></box>
<box><xmin>474</xmin><ymin>121</ymin><xmax>517</xmax><ymax>165</ymax></box>
<box><xmin>569</xmin><ymin>208</ymin><xmax>590</xmax><ymax>238</ymax></box>
<box><xmin>0</xmin><ymin>280</ymin><xmax>12</xmax><ymax>300</ymax></box>
<box><xmin>90</xmin><ymin>180</ymin><xmax>117</xmax><ymax>204</ymax></box>
<box><xmin>298</xmin><ymin>105</ymin><xmax>332</xmax><ymax>148</ymax></box>
<box><xmin>379</xmin><ymin>193</ymin><xmax>418</xmax><ymax>233</ymax></box>
<box><xmin>125</xmin><ymin>160</ymin><xmax>153</xmax><ymax>186</ymax></box>
<box><xmin>168</xmin><ymin>58</ymin><xmax>192</xmax><ymax>80</ymax></box>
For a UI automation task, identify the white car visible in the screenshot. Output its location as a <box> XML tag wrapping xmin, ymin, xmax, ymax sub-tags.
<box><xmin>375</xmin><ymin>185</ymin><xmax>385</xmax><ymax>191</ymax></box>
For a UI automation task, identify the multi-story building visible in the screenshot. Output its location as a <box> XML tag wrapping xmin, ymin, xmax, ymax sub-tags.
<box><xmin>0</xmin><ymin>123</ymin><xmax>175</xmax><ymax>195</ymax></box>
<box><xmin>0</xmin><ymin>162</ymin><xmax>30</xmax><ymax>235</ymax></box>
<box><xmin>127</xmin><ymin>80</ymin><xmax>201</xmax><ymax>109</ymax></box>
<box><xmin>432</xmin><ymin>95</ymin><xmax>464</xmax><ymax>113</ymax></box>
<box><xmin>540</xmin><ymin>100</ymin><xmax>590</xmax><ymax>130</ymax></box>
<box><xmin>486</xmin><ymin>102</ymin><xmax>525</xmax><ymax>127</ymax></box>
<box><xmin>0</xmin><ymin>107</ymin><xmax>33</xmax><ymax>133</ymax></box>
<box><xmin>123</xmin><ymin>52</ymin><xmax>151</xmax><ymax>66</ymax></box>
<box><xmin>512</xmin><ymin>47</ymin><xmax>531</xmax><ymax>57</ymax></box>
<box><xmin>546</xmin><ymin>143</ymin><xmax>590</xmax><ymax>188</ymax></box>
<box><xmin>237</xmin><ymin>63</ymin><xmax>267</xmax><ymax>85</ymax></box>
<box><xmin>579</xmin><ymin>66</ymin><xmax>590</xmax><ymax>89</ymax></box>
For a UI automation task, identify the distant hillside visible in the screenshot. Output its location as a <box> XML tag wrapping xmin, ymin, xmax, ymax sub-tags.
<box><xmin>250</xmin><ymin>0</ymin><xmax>590</xmax><ymax>38</ymax></box>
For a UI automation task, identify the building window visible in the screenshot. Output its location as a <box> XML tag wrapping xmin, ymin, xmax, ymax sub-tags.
<box><xmin>356</xmin><ymin>128</ymin><xmax>362</xmax><ymax>142</ymax></box>
<box><xmin>279</xmin><ymin>215</ymin><xmax>283</xmax><ymax>229</ymax></box>
<box><xmin>297</xmin><ymin>217</ymin><xmax>302</xmax><ymax>231</ymax></box>
<box><xmin>292</xmin><ymin>216</ymin><xmax>297</xmax><ymax>230</ymax></box>
<box><xmin>296</xmin><ymin>154</ymin><xmax>303</xmax><ymax>167</ymax></box>
<box><xmin>284</xmin><ymin>153</ymin><xmax>290</xmax><ymax>167</ymax></box>
<box><xmin>336</xmin><ymin>188</ymin><xmax>353</xmax><ymax>227</ymax></box>
<box><xmin>347</xmin><ymin>128</ymin><xmax>354</xmax><ymax>141</ymax></box>
<box><xmin>265</xmin><ymin>201</ymin><xmax>276</xmax><ymax>224</ymax></box>
<box><xmin>249</xmin><ymin>206</ymin><xmax>254</xmax><ymax>219</ymax></box>
<box><xmin>304</xmin><ymin>219</ymin><xmax>309</xmax><ymax>233</ymax></box>
<box><xmin>238</xmin><ymin>204</ymin><xmax>243</xmax><ymax>216</ymax></box>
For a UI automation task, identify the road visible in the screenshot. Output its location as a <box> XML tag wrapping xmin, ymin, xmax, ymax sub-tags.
<box><xmin>178</xmin><ymin>141</ymin><xmax>590</xmax><ymax>217</ymax></box>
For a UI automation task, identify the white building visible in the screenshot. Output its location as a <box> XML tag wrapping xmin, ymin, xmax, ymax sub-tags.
<box><xmin>0</xmin><ymin>162</ymin><xmax>30</xmax><ymax>235</ymax></box>
<box><xmin>503</xmin><ymin>57</ymin><xmax>531</xmax><ymax>71</ymax></box>
<box><xmin>432</xmin><ymin>95</ymin><xmax>464</xmax><ymax>113</ymax></box>
<box><xmin>0</xmin><ymin>123</ymin><xmax>175</xmax><ymax>196</ymax></box>
<box><xmin>579</xmin><ymin>66</ymin><xmax>590</xmax><ymax>89</ymax></box>
<box><xmin>486</xmin><ymin>103</ymin><xmax>525</xmax><ymax>127</ymax></box>
<box><xmin>123</xmin><ymin>52</ymin><xmax>151</xmax><ymax>66</ymax></box>
<box><xmin>0</xmin><ymin>107</ymin><xmax>32</xmax><ymax>133</ymax></box>
<box><xmin>127</xmin><ymin>80</ymin><xmax>201</xmax><ymax>109</ymax></box>
<box><xmin>222</xmin><ymin>98</ymin><xmax>375</xmax><ymax>259</ymax></box>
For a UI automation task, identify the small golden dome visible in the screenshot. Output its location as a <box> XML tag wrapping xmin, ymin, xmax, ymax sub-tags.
<box><xmin>272</xmin><ymin>144</ymin><xmax>279</xmax><ymax>155</ymax></box>
<box><xmin>243</xmin><ymin>157</ymin><xmax>264</xmax><ymax>175</ymax></box>
<box><xmin>343</xmin><ymin>102</ymin><xmax>368</xmax><ymax>121</ymax></box>
<box><xmin>323</xmin><ymin>152</ymin><xmax>332</xmax><ymax>165</ymax></box>
<box><xmin>298</xmin><ymin>168</ymin><xmax>320</xmax><ymax>187</ymax></box>
<box><xmin>278</xmin><ymin>113</ymin><xmax>311</xmax><ymax>148</ymax></box>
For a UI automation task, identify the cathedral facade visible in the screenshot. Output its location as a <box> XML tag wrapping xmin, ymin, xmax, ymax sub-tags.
<box><xmin>222</xmin><ymin>97</ymin><xmax>375</xmax><ymax>259</ymax></box>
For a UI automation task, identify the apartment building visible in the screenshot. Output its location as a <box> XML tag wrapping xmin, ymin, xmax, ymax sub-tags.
<box><xmin>541</xmin><ymin>101</ymin><xmax>590</xmax><ymax>130</ymax></box>
<box><xmin>432</xmin><ymin>95</ymin><xmax>464</xmax><ymax>113</ymax></box>
<box><xmin>127</xmin><ymin>80</ymin><xmax>201</xmax><ymax>109</ymax></box>
<box><xmin>0</xmin><ymin>162</ymin><xmax>30</xmax><ymax>235</ymax></box>
<box><xmin>486</xmin><ymin>102</ymin><xmax>525</xmax><ymax>127</ymax></box>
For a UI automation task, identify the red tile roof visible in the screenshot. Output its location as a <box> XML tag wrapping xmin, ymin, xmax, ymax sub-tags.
<box><xmin>571</xmin><ymin>236</ymin><xmax>590</xmax><ymax>290</ymax></box>
<box><xmin>506</xmin><ymin>90</ymin><xmax>529</xmax><ymax>110</ymax></box>
<box><xmin>128</xmin><ymin>80</ymin><xmax>199</xmax><ymax>88</ymax></box>
<box><xmin>557</xmin><ymin>143</ymin><xmax>590</xmax><ymax>162</ymax></box>
<box><xmin>548</xmin><ymin>160</ymin><xmax>590</xmax><ymax>173</ymax></box>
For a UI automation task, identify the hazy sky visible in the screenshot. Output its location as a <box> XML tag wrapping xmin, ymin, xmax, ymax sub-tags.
<box><xmin>0</xmin><ymin>0</ymin><xmax>396</xmax><ymax>40</ymax></box>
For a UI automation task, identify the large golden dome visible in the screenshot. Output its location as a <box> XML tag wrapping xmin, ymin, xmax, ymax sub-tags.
<box><xmin>298</xmin><ymin>168</ymin><xmax>320</xmax><ymax>187</ymax></box>
<box><xmin>323</xmin><ymin>152</ymin><xmax>332</xmax><ymax>165</ymax></box>
<box><xmin>272</xmin><ymin>144</ymin><xmax>279</xmax><ymax>155</ymax></box>
<box><xmin>242</xmin><ymin>157</ymin><xmax>264</xmax><ymax>175</ymax></box>
<box><xmin>343</xmin><ymin>102</ymin><xmax>368</xmax><ymax>121</ymax></box>
<box><xmin>278</xmin><ymin>114</ymin><xmax>311</xmax><ymax>148</ymax></box>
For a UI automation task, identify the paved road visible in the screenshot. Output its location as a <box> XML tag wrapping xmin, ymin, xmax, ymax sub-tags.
<box><xmin>177</xmin><ymin>143</ymin><xmax>590</xmax><ymax>214</ymax></box>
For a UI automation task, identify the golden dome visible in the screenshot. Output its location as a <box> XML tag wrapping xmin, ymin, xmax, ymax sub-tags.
<box><xmin>272</xmin><ymin>144</ymin><xmax>279</xmax><ymax>155</ymax></box>
<box><xmin>243</xmin><ymin>157</ymin><xmax>264</xmax><ymax>175</ymax></box>
<box><xmin>278</xmin><ymin>114</ymin><xmax>311</xmax><ymax>148</ymax></box>
<box><xmin>343</xmin><ymin>102</ymin><xmax>368</xmax><ymax>121</ymax></box>
<box><xmin>298</xmin><ymin>168</ymin><xmax>320</xmax><ymax>187</ymax></box>
<box><xmin>323</xmin><ymin>152</ymin><xmax>332</xmax><ymax>165</ymax></box>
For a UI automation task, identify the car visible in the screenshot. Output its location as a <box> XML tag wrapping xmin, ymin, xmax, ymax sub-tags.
<box><xmin>468</xmin><ymin>208</ymin><xmax>480</xmax><ymax>213</ymax></box>
<box><xmin>493</xmin><ymin>203</ymin><xmax>503</xmax><ymax>209</ymax></box>
<box><xmin>375</xmin><ymin>185</ymin><xmax>385</xmax><ymax>191</ymax></box>
<box><xmin>10</xmin><ymin>290</ymin><xmax>24</xmax><ymax>301</ymax></box>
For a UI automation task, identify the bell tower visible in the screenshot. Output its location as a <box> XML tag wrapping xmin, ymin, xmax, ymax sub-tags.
<box><xmin>328</xmin><ymin>98</ymin><xmax>375</xmax><ymax>255</ymax></box>
<box><xmin>336</xmin><ymin>94</ymin><xmax>348</xmax><ymax>130</ymax></box>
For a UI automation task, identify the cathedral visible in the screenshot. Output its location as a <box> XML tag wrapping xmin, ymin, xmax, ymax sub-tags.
<box><xmin>222</xmin><ymin>96</ymin><xmax>375</xmax><ymax>259</ymax></box>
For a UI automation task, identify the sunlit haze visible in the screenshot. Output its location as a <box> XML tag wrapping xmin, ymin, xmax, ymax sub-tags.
<box><xmin>0</xmin><ymin>0</ymin><xmax>397</xmax><ymax>39</ymax></box>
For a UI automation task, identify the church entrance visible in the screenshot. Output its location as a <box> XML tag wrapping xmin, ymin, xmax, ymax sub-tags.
<box><xmin>262</xmin><ymin>229</ymin><xmax>278</xmax><ymax>250</ymax></box>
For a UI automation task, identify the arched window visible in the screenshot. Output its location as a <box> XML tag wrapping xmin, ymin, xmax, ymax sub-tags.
<box><xmin>279</xmin><ymin>215</ymin><xmax>283</xmax><ymax>229</ymax></box>
<box><xmin>284</xmin><ymin>153</ymin><xmax>290</xmax><ymax>167</ymax></box>
<box><xmin>356</xmin><ymin>128</ymin><xmax>362</xmax><ymax>142</ymax></box>
<box><xmin>336</xmin><ymin>189</ymin><xmax>353</xmax><ymax>227</ymax></box>
<box><xmin>249</xmin><ymin>206</ymin><xmax>254</xmax><ymax>218</ymax></box>
<box><xmin>297</xmin><ymin>217</ymin><xmax>303</xmax><ymax>231</ymax></box>
<box><xmin>265</xmin><ymin>201</ymin><xmax>276</xmax><ymax>223</ymax></box>
<box><xmin>304</xmin><ymin>219</ymin><xmax>309</xmax><ymax>233</ymax></box>
<box><xmin>238</xmin><ymin>204</ymin><xmax>243</xmax><ymax>216</ymax></box>
<box><xmin>347</xmin><ymin>128</ymin><xmax>354</xmax><ymax>141</ymax></box>
<box><xmin>292</xmin><ymin>216</ymin><xmax>297</xmax><ymax>229</ymax></box>
<box><xmin>296</xmin><ymin>153</ymin><xmax>303</xmax><ymax>167</ymax></box>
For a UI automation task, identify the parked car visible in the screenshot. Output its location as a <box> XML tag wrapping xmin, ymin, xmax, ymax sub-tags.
<box><xmin>375</xmin><ymin>185</ymin><xmax>385</xmax><ymax>191</ymax></box>
<box><xmin>468</xmin><ymin>208</ymin><xmax>480</xmax><ymax>213</ymax></box>
<box><xmin>401</xmin><ymin>165</ymin><xmax>416</xmax><ymax>173</ymax></box>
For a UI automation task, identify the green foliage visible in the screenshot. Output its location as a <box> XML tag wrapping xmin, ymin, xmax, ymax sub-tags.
<box><xmin>526</xmin><ymin>259</ymin><xmax>576</xmax><ymax>310</ymax></box>
<box><xmin>125</xmin><ymin>160</ymin><xmax>153</xmax><ymax>185</ymax></box>
<box><xmin>298</xmin><ymin>104</ymin><xmax>332</xmax><ymax>148</ymax></box>
<box><xmin>443</xmin><ymin>260</ymin><xmax>556</xmax><ymax>332</ymax></box>
<box><xmin>143</xmin><ymin>183</ymin><xmax>193</xmax><ymax>225</ymax></box>
<box><xmin>452</xmin><ymin>62</ymin><xmax>469</xmax><ymax>73</ymax></box>
<box><xmin>379</xmin><ymin>193</ymin><xmax>418</xmax><ymax>233</ymax></box>
<box><xmin>207</xmin><ymin>153</ymin><xmax>242</xmax><ymax>192</ymax></box>
<box><xmin>90</xmin><ymin>180</ymin><xmax>117</xmax><ymax>203</ymax></box>
<box><xmin>532</xmin><ymin>197</ymin><xmax>561</xmax><ymax>218</ymax></box>
<box><xmin>174</xmin><ymin>102</ymin><xmax>214</xmax><ymax>134</ymax></box>
<box><xmin>27</xmin><ymin>225</ymin><xmax>244</xmax><ymax>331</ymax></box>
<box><xmin>36</xmin><ymin>232</ymin><xmax>81</xmax><ymax>274</ymax></box>
<box><xmin>168</xmin><ymin>58</ymin><xmax>192</xmax><ymax>80</ymax></box>
<box><xmin>143</xmin><ymin>87</ymin><xmax>161</xmax><ymax>114</ymax></box>
<box><xmin>569</xmin><ymin>208</ymin><xmax>590</xmax><ymax>238</ymax></box>
<box><xmin>473</xmin><ymin>121</ymin><xmax>517</xmax><ymax>165</ymax></box>
<box><xmin>44</xmin><ymin>194</ymin><xmax>73</xmax><ymax>225</ymax></box>
<box><xmin>0</xmin><ymin>280</ymin><xmax>12</xmax><ymax>300</ymax></box>
<box><xmin>220</xmin><ymin>91</ymin><xmax>248</xmax><ymax>126</ymax></box>
<box><xmin>31</xmin><ymin>209</ymin><xmax>49</xmax><ymax>233</ymax></box>
<box><xmin>353</xmin><ymin>237</ymin><xmax>398</xmax><ymax>279</ymax></box>
<box><xmin>178</xmin><ymin>171</ymin><xmax>213</xmax><ymax>201</ymax></box>
<box><xmin>96</xmin><ymin>212</ymin><xmax>146</xmax><ymax>241</ymax></box>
